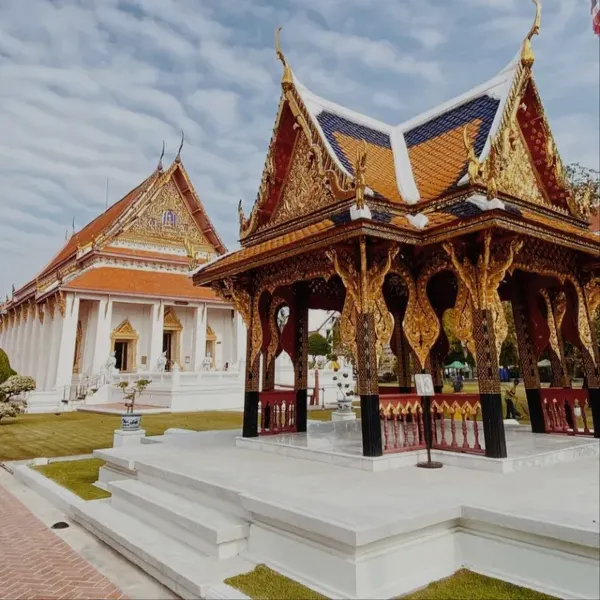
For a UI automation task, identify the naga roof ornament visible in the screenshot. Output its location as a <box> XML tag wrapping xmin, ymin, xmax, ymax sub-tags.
<box><xmin>521</xmin><ymin>0</ymin><xmax>542</xmax><ymax>67</ymax></box>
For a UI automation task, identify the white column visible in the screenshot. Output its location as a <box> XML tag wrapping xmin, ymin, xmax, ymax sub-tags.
<box><xmin>32</xmin><ymin>308</ymin><xmax>48</xmax><ymax>389</ymax></box>
<box><xmin>192</xmin><ymin>305</ymin><xmax>207</xmax><ymax>372</ymax></box>
<box><xmin>148</xmin><ymin>301</ymin><xmax>165</xmax><ymax>372</ymax></box>
<box><xmin>24</xmin><ymin>307</ymin><xmax>40</xmax><ymax>378</ymax></box>
<box><xmin>54</xmin><ymin>293</ymin><xmax>80</xmax><ymax>391</ymax></box>
<box><xmin>92</xmin><ymin>297</ymin><xmax>113</xmax><ymax>374</ymax></box>
<box><xmin>233</xmin><ymin>311</ymin><xmax>247</xmax><ymax>366</ymax></box>
<box><xmin>43</xmin><ymin>308</ymin><xmax>62</xmax><ymax>390</ymax></box>
<box><xmin>12</xmin><ymin>313</ymin><xmax>23</xmax><ymax>372</ymax></box>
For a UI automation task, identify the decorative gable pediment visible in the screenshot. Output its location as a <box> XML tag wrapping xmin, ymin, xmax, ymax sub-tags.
<box><xmin>164</xmin><ymin>308</ymin><xmax>183</xmax><ymax>331</ymax></box>
<box><xmin>262</xmin><ymin>135</ymin><xmax>337</xmax><ymax>230</ymax></box>
<box><xmin>124</xmin><ymin>180</ymin><xmax>210</xmax><ymax>247</ymax></box>
<box><xmin>111</xmin><ymin>319</ymin><xmax>138</xmax><ymax>340</ymax></box>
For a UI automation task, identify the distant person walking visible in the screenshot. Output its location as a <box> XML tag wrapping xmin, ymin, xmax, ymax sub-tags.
<box><xmin>505</xmin><ymin>378</ymin><xmax>522</xmax><ymax>420</ymax></box>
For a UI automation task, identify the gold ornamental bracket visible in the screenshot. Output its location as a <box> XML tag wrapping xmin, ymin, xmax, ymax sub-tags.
<box><xmin>444</xmin><ymin>233</ymin><xmax>523</xmax><ymax>358</ymax></box>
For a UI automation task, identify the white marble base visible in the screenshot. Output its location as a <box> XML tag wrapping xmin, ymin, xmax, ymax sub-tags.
<box><xmin>74</xmin><ymin>429</ymin><xmax>600</xmax><ymax>600</ymax></box>
<box><xmin>331</xmin><ymin>411</ymin><xmax>357</xmax><ymax>422</ymax></box>
<box><xmin>503</xmin><ymin>419</ymin><xmax>521</xmax><ymax>429</ymax></box>
<box><xmin>113</xmin><ymin>428</ymin><xmax>146</xmax><ymax>447</ymax></box>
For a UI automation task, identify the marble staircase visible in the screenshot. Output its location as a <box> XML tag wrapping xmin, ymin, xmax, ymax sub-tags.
<box><xmin>72</xmin><ymin>473</ymin><xmax>255</xmax><ymax>599</ymax></box>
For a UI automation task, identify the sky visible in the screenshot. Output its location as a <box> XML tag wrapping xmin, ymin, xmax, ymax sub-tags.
<box><xmin>0</xmin><ymin>0</ymin><xmax>598</xmax><ymax>298</ymax></box>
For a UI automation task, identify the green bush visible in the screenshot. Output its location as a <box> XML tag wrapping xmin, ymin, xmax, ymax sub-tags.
<box><xmin>0</xmin><ymin>348</ymin><xmax>16</xmax><ymax>384</ymax></box>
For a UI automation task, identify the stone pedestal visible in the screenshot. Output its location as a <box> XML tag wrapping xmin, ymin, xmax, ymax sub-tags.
<box><xmin>113</xmin><ymin>428</ymin><xmax>146</xmax><ymax>448</ymax></box>
<box><xmin>503</xmin><ymin>419</ymin><xmax>521</xmax><ymax>429</ymax></box>
<box><xmin>332</xmin><ymin>411</ymin><xmax>357</xmax><ymax>422</ymax></box>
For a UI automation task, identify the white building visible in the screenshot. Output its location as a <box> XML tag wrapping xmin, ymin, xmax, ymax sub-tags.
<box><xmin>0</xmin><ymin>154</ymin><xmax>245</xmax><ymax>412</ymax></box>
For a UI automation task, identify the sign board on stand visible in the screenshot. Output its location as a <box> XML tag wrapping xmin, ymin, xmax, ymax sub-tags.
<box><xmin>414</xmin><ymin>373</ymin><xmax>443</xmax><ymax>469</ymax></box>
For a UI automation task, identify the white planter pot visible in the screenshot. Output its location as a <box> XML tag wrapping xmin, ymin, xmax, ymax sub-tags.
<box><xmin>120</xmin><ymin>413</ymin><xmax>142</xmax><ymax>431</ymax></box>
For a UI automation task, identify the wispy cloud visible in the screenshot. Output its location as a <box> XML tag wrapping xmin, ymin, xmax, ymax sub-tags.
<box><xmin>0</xmin><ymin>0</ymin><xmax>597</xmax><ymax>297</ymax></box>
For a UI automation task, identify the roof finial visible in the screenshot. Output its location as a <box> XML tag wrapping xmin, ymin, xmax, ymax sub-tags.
<box><xmin>157</xmin><ymin>140</ymin><xmax>166</xmax><ymax>172</ymax></box>
<box><xmin>175</xmin><ymin>130</ymin><xmax>184</xmax><ymax>163</ymax></box>
<box><xmin>521</xmin><ymin>0</ymin><xmax>542</xmax><ymax>67</ymax></box>
<box><xmin>275</xmin><ymin>27</ymin><xmax>293</xmax><ymax>90</ymax></box>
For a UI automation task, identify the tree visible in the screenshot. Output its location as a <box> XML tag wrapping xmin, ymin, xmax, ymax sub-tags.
<box><xmin>308</xmin><ymin>333</ymin><xmax>331</xmax><ymax>361</ymax></box>
<box><xmin>0</xmin><ymin>349</ymin><xmax>16</xmax><ymax>385</ymax></box>
<box><xmin>0</xmin><ymin>375</ymin><xmax>35</xmax><ymax>422</ymax></box>
<box><xmin>564</xmin><ymin>162</ymin><xmax>600</xmax><ymax>208</ymax></box>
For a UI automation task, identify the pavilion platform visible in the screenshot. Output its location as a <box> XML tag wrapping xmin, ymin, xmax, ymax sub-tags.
<box><xmin>236</xmin><ymin>419</ymin><xmax>599</xmax><ymax>474</ymax></box>
<box><xmin>66</xmin><ymin>427</ymin><xmax>600</xmax><ymax>600</ymax></box>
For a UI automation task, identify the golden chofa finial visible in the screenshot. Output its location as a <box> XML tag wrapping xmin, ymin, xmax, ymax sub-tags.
<box><xmin>354</xmin><ymin>140</ymin><xmax>368</xmax><ymax>210</ymax></box>
<box><xmin>521</xmin><ymin>0</ymin><xmax>542</xmax><ymax>67</ymax></box>
<box><xmin>275</xmin><ymin>27</ymin><xmax>293</xmax><ymax>90</ymax></box>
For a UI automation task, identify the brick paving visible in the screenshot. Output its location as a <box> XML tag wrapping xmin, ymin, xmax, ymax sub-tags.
<box><xmin>0</xmin><ymin>484</ymin><xmax>126</xmax><ymax>599</ymax></box>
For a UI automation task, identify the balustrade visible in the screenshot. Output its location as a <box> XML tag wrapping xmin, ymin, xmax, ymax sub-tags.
<box><xmin>430</xmin><ymin>395</ymin><xmax>483</xmax><ymax>454</ymax></box>
<box><xmin>259</xmin><ymin>390</ymin><xmax>297</xmax><ymax>435</ymax></box>
<box><xmin>379</xmin><ymin>393</ymin><xmax>484</xmax><ymax>455</ymax></box>
<box><xmin>379</xmin><ymin>395</ymin><xmax>425</xmax><ymax>453</ymax></box>
<box><xmin>541</xmin><ymin>388</ymin><xmax>592</xmax><ymax>436</ymax></box>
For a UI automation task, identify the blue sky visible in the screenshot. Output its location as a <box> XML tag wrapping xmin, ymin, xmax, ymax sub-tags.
<box><xmin>0</xmin><ymin>0</ymin><xmax>598</xmax><ymax>297</ymax></box>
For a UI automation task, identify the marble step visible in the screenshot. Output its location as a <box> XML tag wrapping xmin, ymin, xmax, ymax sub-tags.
<box><xmin>108</xmin><ymin>479</ymin><xmax>249</xmax><ymax>558</ymax></box>
<box><xmin>72</xmin><ymin>500</ymin><xmax>254</xmax><ymax>600</ymax></box>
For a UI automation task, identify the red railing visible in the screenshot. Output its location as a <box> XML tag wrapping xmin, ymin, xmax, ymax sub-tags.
<box><xmin>541</xmin><ymin>388</ymin><xmax>592</xmax><ymax>436</ymax></box>
<box><xmin>259</xmin><ymin>390</ymin><xmax>297</xmax><ymax>436</ymax></box>
<box><xmin>379</xmin><ymin>386</ymin><xmax>416</xmax><ymax>395</ymax></box>
<box><xmin>431</xmin><ymin>394</ymin><xmax>484</xmax><ymax>454</ymax></box>
<box><xmin>380</xmin><ymin>394</ymin><xmax>484</xmax><ymax>455</ymax></box>
<box><xmin>379</xmin><ymin>395</ymin><xmax>425</xmax><ymax>453</ymax></box>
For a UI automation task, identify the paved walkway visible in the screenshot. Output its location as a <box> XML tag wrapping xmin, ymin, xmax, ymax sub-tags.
<box><xmin>0</xmin><ymin>484</ymin><xmax>126</xmax><ymax>599</ymax></box>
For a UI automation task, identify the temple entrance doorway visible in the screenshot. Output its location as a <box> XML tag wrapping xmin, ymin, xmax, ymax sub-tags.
<box><xmin>163</xmin><ymin>332</ymin><xmax>173</xmax><ymax>371</ymax></box>
<box><xmin>114</xmin><ymin>340</ymin><xmax>129</xmax><ymax>372</ymax></box>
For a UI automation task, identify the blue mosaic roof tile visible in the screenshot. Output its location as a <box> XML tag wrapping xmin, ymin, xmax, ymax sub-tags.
<box><xmin>331</xmin><ymin>210</ymin><xmax>352</xmax><ymax>226</ymax></box>
<box><xmin>443</xmin><ymin>202</ymin><xmax>483</xmax><ymax>218</ymax></box>
<box><xmin>316</xmin><ymin>111</ymin><xmax>391</xmax><ymax>175</ymax></box>
<box><xmin>405</xmin><ymin>95</ymin><xmax>500</xmax><ymax>153</ymax></box>
<box><xmin>504</xmin><ymin>203</ymin><xmax>522</xmax><ymax>217</ymax></box>
<box><xmin>371</xmin><ymin>210</ymin><xmax>392</xmax><ymax>224</ymax></box>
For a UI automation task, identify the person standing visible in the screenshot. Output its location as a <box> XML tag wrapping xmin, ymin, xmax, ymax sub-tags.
<box><xmin>505</xmin><ymin>378</ymin><xmax>522</xmax><ymax>420</ymax></box>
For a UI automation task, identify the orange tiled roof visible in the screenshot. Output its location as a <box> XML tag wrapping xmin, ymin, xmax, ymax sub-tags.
<box><xmin>39</xmin><ymin>175</ymin><xmax>156</xmax><ymax>278</ymax></box>
<box><xmin>199</xmin><ymin>219</ymin><xmax>337</xmax><ymax>277</ymax></box>
<box><xmin>63</xmin><ymin>267</ymin><xmax>222</xmax><ymax>302</ymax></box>
<box><xmin>519</xmin><ymin>208</ymin><xmax>600</xmax><ymax>243</ymax></box>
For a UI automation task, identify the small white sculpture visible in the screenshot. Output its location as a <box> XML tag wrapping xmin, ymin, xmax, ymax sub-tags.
<box><xmin>202</xmin><ymin>352</ymin><xmax>212</xmax><ymax>372</ymax></box>
<box><xmin>105</xmin><ymin>351</ymin><xmax>118</xmax><ymax>377</ymax></box>
<box><xmin>156</xmin><ymin>351</ymin><xmax>167</xmax><ymax>373</ymax></box>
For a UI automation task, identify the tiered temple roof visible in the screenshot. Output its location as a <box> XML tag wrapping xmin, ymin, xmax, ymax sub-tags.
<box><xmin>3</xmin><ymin>153</ymin><xmax>227</xmax><ymax>311</ymax></box>
<box><xmin>195</xmin><ymin>12</ymin><xmax>598</xmax><ymax>284</ymax></box>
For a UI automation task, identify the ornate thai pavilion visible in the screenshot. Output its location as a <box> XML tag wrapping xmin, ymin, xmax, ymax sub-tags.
<box><xmin>193</xmin><ymin>4</ymin><xmax>600</xmax><ymax>458</ymax></box>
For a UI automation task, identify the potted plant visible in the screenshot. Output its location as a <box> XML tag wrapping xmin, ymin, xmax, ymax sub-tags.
<box><xmin>119</xmin><ymin>379</ymin><xmax>151</xmax><ymax>431</ymax></box>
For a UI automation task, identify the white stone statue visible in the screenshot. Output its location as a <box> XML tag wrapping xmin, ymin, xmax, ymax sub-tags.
<box><xmin>105</xmin><ymin>351</ymin><xmax>118</xmax><ymax>377</ymax></box>
<box><xmin>156</xmin><ymin>351</ymin><xmax>167</xmax><ymax>373</ymax></box>
<box><xmin>202</xmin><ymin>352</ymin><xmax>212</xmax><ymax>372</ymax></box>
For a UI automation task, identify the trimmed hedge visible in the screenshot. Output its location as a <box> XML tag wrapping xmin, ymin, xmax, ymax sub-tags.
<box><xmin>0</xmin><ymin>348</ymin><xmax>16</xmax><ymax>385</ymax></box>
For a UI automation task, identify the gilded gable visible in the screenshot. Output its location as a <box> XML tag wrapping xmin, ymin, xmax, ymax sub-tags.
<box><xmin>265</xmin><ymin>135</ymin><xmax>335</xmax><ymax>230</ymax></box>
<box><xmin>494</xmin><ymin>124</ymin><xmax>547</xmax><ymax>207</ymax></box>
<box><xmin>125</xmin><ymin>181</ymin><xmax>210</xmax><ymax>247</ymax></box>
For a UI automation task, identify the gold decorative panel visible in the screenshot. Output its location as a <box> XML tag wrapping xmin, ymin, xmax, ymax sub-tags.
<box><xmin>125</xmin><ymin>181</ymin><xmax>209</xmax><ymax>247</ymax></box>
<box><xmin>267</xmin><ymin>135</ymin><xmax>335</xmax><ymax>228</ymax></box>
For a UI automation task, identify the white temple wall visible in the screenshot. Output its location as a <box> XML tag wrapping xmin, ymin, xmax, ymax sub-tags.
<box><xmin>170</xmin><ymin>305</ymin><xmax>195</xmax><ymax>371</ymax></box>
<box><xmin>207</xmin><ymin>307</ymin><xmax>234</xmax><ymax>369</ymax></box>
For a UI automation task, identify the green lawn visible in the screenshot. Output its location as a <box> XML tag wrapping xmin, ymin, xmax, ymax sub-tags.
<box><xmin>226</xmin><ymin>566</ymin><xmax>555</xmax><ymax>600</ymax></box>
<box><xmin>0</xmin><ymin>410</ymin><xmax>245</xmax><ymax>461</ymax></box>
<box><xmin>33</xmin><ymin>458</ymin><xmax>110</xmax><ymax>500</ymax></box>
